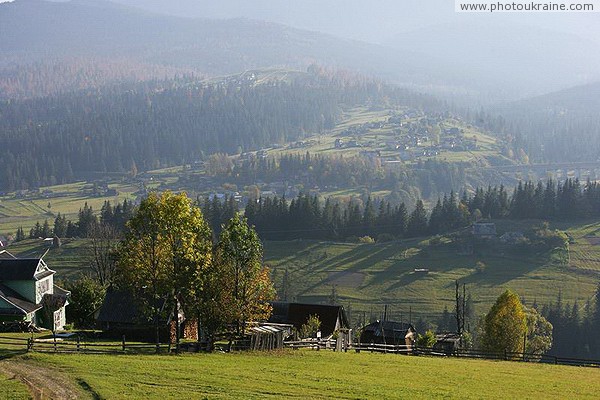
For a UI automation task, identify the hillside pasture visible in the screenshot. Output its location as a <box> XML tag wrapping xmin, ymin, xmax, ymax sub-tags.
<box><xmin>2</xmin><ymin>350</ymin><xmax>598</xmax><ymax>399</ymax></box>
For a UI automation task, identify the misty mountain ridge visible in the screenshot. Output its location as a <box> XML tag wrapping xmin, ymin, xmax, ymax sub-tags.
<box><xmin>1</xmin><ymin>0</ymin><xmax>582</xmax><ymax>104</ymax></box>
<box><xmin>387</xmin><ymin>20</ymin><xmax>600</xmax><ymax>100</ymax></box>
<box><xmin>0</xmin><ymin>0</ymin><xmax>442</xmax><ymax>83</ymax></box>
<box><xmin>507</xmin><ymin>81</ymin><xmax>600</xmax><ymax>115</ymax></box>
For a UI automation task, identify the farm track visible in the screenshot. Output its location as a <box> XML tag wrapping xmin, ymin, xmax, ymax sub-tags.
<box><xmin>0</xmin><ymin>357</ymin><xmax>90</xmax><ymax>400</ymax></box>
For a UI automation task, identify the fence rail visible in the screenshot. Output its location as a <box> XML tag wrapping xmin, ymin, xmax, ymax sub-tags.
<box><xmin>283</xmin><ymin>339</ymin><xmax>600</xmax><ymax>368</ymax></box>
<box><xmin>0</xmin><ymin>335</ymin><xmax>172</xmax><ymax>355</ymax></box>
<box><xmin>2</xmin><ymin>334</ymin><xmax>600</xmax><ymax>368</ymax></box>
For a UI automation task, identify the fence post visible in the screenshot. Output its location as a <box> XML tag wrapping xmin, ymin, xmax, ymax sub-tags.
<box><xmin>77</xmin><ymin>335</ymin><xmax>80</xmax><ymax>352</ymax></box>
<box><xmin>53</xmin><ymin>332</ymin><xmax>57</xmax><ymax>353</ymax></box>
<box><xmin>504</xmin><ymin>350</ymin><xmax>507</xmax><ymax>361</ymax></box>
<box><xmin>122</xmin><ymin>335</ymin><xmax>126</xmax><ymax>353</ymax></box>
<box><xmin>27</xmin><ymin>337</ymin><xmax>33</xmax><ymax>352</ymax></box>
<box><xmin>554</xmin><ymin>356</ymin><xmax>558</xmax><ymax>365</ymax></box>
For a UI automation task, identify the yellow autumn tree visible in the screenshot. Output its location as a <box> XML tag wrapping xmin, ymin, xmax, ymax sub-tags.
<box><xmin>481</xmin><ymin>289</ymin><xmax>527</xmax><ymax>356</ymax></box>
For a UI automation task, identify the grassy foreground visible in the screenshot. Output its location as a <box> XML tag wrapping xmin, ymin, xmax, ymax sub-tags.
<box><xmin>0</xmin><ymin>372</ymin><xmax>30</xmax><ymax>399</ymax></box>
<box><xmin>10</xmin><ymin>350</ymin><xmax>600</xmax><ymax>399</ymax></box>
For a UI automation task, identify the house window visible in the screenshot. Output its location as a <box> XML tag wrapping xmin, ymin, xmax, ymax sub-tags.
<box><xmin>38</xmin><ymin>279</ymin><xmax>50</xmax><ymax>296</ymax></box>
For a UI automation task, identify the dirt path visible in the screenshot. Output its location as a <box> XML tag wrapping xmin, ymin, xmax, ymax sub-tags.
<box><xmin>0</xmin><ymin>358</ymin><xmax>92</xmax><ymax>400</ymax></box>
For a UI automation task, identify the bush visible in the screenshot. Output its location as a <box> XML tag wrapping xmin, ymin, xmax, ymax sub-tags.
<box><xmin>299</xmin><ymin>315</ymin><xmax>321</xmax><ymax>339</ymax></box>
<box><xmin>416</xmin><ymin>330</ymin><xmax>436</xmax><ymax>347</ymax></box>
<box><xmin>65</xmin><ymin>276</ymin><xmax>106</xmax><ymax>328</ymax></box>
<box><xmin>358</xmin><ymin>236</ymin><xmax>375</xmax><ymax>244</ymax></box>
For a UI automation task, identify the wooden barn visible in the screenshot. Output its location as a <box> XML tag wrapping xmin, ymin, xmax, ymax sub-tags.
<box><xmin>359</xmin><ymin>320</ymin><xmax>416</xmax><ymax>347</ymax></box>
<box><xmin>96</xmin><ymin>289</ymin><xmax>197</xmax><ymax>343</ymax></box>
<box><xmin>433</xmin><ymin>333</ymin><xmax>462</xmax><ymax>355</ymax></box>
<box><xmin>268</xmin><ymin>302</ymin><xmax>350</xmax><ymax>338</ymax></box>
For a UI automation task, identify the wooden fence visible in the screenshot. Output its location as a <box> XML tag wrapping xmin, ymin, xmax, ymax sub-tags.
<box><xmin>3</xmin><ymin>334</ymin><xmax>600</xmax><ymax>368</ymax></box>
<box><xmin>0</xmin><ymin>335</ymin><xmax>172</xmax><ymax>355</ymax></box>
<box><xmin>284</xmin><ymin>340</ymin><xmax>600</xmax><ymax>368</ymax></box>
<box><xmin>414</xmin><ymin>346</ymin><xmax>600</xmax><ymax>368</ymax></box>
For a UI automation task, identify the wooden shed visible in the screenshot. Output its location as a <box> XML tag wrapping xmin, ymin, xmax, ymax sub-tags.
<box><xmin>359</xmin><ymin>320</ymin><xmax>416</xmax><ymax>347</ymax></box>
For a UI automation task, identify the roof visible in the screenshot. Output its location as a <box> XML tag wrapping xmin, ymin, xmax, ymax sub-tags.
<box><xmin>0</xmin><ymin>258</ymin><xmax>55</xmax><ymax>281</ymax></box>
<box><xmin>435</xmin><ymin>333</ymin><xmax>462</xmax><ymax>343</ymax></box>
<box><xmin>268</xmin><ymin>302</ymin><xmax>349</xmax><ymax>336</ymax></box>
<box><xmin>359</xmin><ymin>320</ymin><xmax>415</xmax><ymax>345</ymax></box>
<box><xmin>0</xmin><ymin>250</ymin><xmax>16</xmax><ymax>260</ymax></box>
<box><xmin>0</xmin><ymin>283</ymin><xmax>41</xmax><ymax>315</ymax></box>
<box><xmin>361</xmin><ymin>320</ymin><xmax>415</xmax><ymax>337</ymax></box>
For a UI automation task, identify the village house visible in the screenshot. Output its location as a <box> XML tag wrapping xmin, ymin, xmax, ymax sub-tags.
<box><xmin>268</xmin><ymin>302</ymin><xmax>350</xmax><ymax>338</ymax></box>
<box><xmin>0</xmin><ymin>251</ymin><xmax>69</xmax><ymax>331</ymax></box>
<box><xmin>359</xmin><ymin>320</ymin><xmax>416</xmax><ymax>347</ymax></box>
<box><xmin>96</xmin><ymin>289</ymin><xmax>197</xmax><ymax>343</ymax></box>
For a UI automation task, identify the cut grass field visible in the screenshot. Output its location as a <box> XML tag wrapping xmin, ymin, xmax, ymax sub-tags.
<box><xmin>2</xmin><ymin>350</ymin><xmax>600</xmax><ymax>399</ymax></box>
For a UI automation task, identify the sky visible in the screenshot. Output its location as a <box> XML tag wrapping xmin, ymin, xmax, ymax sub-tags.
<box><xmin>96</xmin><ymin>0</ymin><xmax>600</xmax><ymax>44</ymax></box>
<box><xmin>2</xmin><ymin>0</ymin><xmax>598</xmax><ymax>44</ymax></box>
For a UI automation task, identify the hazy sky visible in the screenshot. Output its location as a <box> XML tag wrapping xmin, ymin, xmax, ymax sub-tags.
<box><xmin>2</xmin><ymin>0</ymin><xmax>598</xmax><ymax>43</ymax></box>
<box><xmin>99</xmin><ymin>0</ymin><xmax>600</xmax><ymax>43</ymax></box>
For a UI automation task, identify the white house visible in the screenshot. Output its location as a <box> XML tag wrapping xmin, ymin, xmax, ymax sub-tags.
<box><xmin>0</xmin><ymin>251</ymin><xmax>69</xmax><ymax>331</ymax></box>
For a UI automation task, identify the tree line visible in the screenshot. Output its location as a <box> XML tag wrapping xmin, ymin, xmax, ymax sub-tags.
<box><xmin>197</xmin><ymin>152</ymin><xmax>476</xmax><ymax>203</ymax></box>
<box><xmin>207</xmin><ymin>178</ymin><xmax>600</xmax><ymax>242</ymax></box>
<box><xmin>16</xmin><ymin>200</ymin><xmax>134</xmax><ymax>242</ymax></box>
<box><xmin>19</xmin><ymin>177</ymin><xmax>600</xmax><ymax>244</ymax></box>
<box><xmin>539</xmin><ymin>287</ymin><xmax>600</xmax><ymax>359</ymax></box>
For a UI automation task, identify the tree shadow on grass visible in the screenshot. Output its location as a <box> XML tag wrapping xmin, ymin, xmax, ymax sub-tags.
<box><xmin>297</xmin><ymin>243</ymin><xmax>402</xmax><ymax>296</ymax></box>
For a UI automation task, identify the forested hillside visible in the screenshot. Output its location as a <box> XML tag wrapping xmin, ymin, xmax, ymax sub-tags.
<box><xmin>488</xmin><ymin>82</ymin><xmax>600</xmax><ymax>163</ymax></box>
<box><xmin>0</xmin><ymin>69</ymin><xmax>440</xmax><ymax>190</ymax></box>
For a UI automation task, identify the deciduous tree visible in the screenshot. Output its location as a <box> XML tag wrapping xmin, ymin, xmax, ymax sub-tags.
<box><xmin>214</xmin><ymin>214</ymin><xmax>275</xmax><ymax>336</ymax></box>
<box><xmin>481</xmin><ymin>290</ymin><xmax>527</xmax><ymax>355</ymax></box>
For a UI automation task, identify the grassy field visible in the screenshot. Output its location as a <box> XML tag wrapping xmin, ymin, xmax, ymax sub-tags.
<box><xmin>264</xmin><ymin>218</ymin><xmax>600</xmax><ymax>321</ymax></box>
<box><xmin>0</xmin><ymin>371</ymin><xmax>30</xmax><ymax>400</ymax></box>
<box><xmin>1</xmin><ymin>350</ymin><xmax>598</xmax><ymax>399</ymax></box>
<box><xmin>4</xmin><ymin>238</ymin><xmax>92</xmax><ymax>280</ymax></box>
<box><xmin>0</xmin><ymin>181</ymin><xmax>138</xmax><ymax>236</ymax></box>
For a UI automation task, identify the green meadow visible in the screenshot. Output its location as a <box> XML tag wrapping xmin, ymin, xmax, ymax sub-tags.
<box><xmin>2</xmin><ymin>350</ymin><xmax>599</xmax><ymax>399</ymax></box>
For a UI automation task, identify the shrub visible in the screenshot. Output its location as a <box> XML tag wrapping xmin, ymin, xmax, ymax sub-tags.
<box><xmin>299</xmin><ymin>315</ymin><xmax>321</xmax><ymax>339</ymax></box>
<box><xmin>415</xmin><ymin>330</ymin><xmax>436</xmax><ymax>348</ymax></box>
<box><xmin>358</xmin><ymin>236</ymin><xmax>375</xmax><ymax>244</ymax></box>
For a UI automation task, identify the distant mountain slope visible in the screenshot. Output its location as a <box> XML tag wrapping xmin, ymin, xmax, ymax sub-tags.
<box><xmin>508</xmin><ymin>82</ymin><xmax>600</xmax><ymax>114</ymax></box>
<box><xmin>493</xmin><ymin>82</ymin><xmax>600</xmax><ymax>162</ymax></box>
<box><xmin>0</xmin><ymin>68</ymin><xmax>440</xmax><ymax>190</ymax></box>
<box><xmin>0</xmin><ymin>0</ymin><xmax>452</xmax><ymax>90</ymax></box>
<box><xmin>386</xmin><ymin>21</ymin><xmax>600</xmax><ymax>101</ymax></box>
